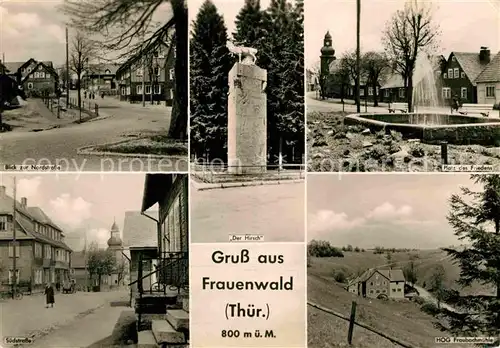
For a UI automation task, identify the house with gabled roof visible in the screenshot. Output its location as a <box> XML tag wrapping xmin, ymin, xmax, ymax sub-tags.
<box><xmin>475</xmin><ymin>52</ymin><xmax>500</xmax><ymax>105</ymax></box>
<box><xmin>3</xmin><ymin>58</ymin><xmax>58</xmax><ymax>96</ymax></box>
<box><xmin>442</xmin><ymin>47</ymin><xmax>493</xmax><ymax>104</ymax></box>
<box><xmin>346</xmin><ymin>268</ymin><xmax>406</xmax><ymax>299</ymax></box>
<box><xmin>0</xmin><ymin>185</ymin><xmax>72</xmax><ymax>291</ymax></box>
<box><xmin>115</xmin><ymin>43</ymin><xmax>175</xmax><ymax>105</ymax></box>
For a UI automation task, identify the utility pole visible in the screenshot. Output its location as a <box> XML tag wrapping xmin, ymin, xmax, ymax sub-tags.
<box><xmin>66</xmin><ymin>26</ymin><xmax>70</xmax><ymax>106</ymax></box>
<box><xmin>84</xmin><ymin>229</ymin><xmax>88</xmax><ymax>291</ymax></box>
<box><xmin>142</xmin><ymin>29</ymin><xmax>146</xmax><ymax>107</ymax></box>
<box><xmin>356</xmin><ymin>0</ymin><xmax>361</xmax><ymax>113</ymax></box>
<box><xmin>12</xmin><ymin>177</ymin><xmax>17</xmax><ymax>299</ymax></box>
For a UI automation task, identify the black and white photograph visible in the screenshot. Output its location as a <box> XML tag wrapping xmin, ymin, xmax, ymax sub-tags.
<box><xmin>0</xmin><ymin>0</ymin><xmax>188</xmax><ymax>171</ymax></box>
<box><xmin>188</xmin><ymin>0</ymin><xmax>305</xmax><ymax>243</ymax></box>
<box><xmin>0</xmin><ymin>173</ymin><xmax>189</xmax><ymax>347</ymax></box>
<box><xmin>189</xmin><ymin>0</ymin><xmax>304</xmax><ymax>176</ymax></box>
<box><xmin>306</xmin><ymin>0</ymin><xmax>500</xmax><ymax>172</ymax></box>
<box><xmin>189</xmin><ymin>0</ymin><xmax>305</xmax><ymax>243</ymax></box>
<box><xmin>307</xmin><ymin>174</ymin><xmax>500</xmax><ymax>348</ymax></box>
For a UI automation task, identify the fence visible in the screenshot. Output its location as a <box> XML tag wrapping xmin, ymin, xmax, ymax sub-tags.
<box><xmin>308</xmin><ymin>301</ymin><xmax>416</xmax><ymax>348</ymax></box>
<box><xmin>41</xmin><ymin>97</ymin><xmax>99</xmax><ymax>120</ymax></box>
<box><xmin>190</xmin><ymin>163</ymin><xmax>306</xmax><ymax>183</ymax></box>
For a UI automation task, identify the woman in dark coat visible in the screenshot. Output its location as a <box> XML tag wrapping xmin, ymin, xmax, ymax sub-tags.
<box><xmin>45</xmin><ymin>283</ymin><xmax>55</xmax><ymax>308</ymax></box>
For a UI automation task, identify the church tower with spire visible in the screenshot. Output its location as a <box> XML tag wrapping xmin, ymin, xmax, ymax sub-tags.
<box><xmin>320</xmin><ymin>31</ymin><xmax>336</xmax><ymax>77</ymax></box>
<box><xmin>107</xmin><ymin>218</ymin><xmax>124</xmax><ymax>287</ymax></box>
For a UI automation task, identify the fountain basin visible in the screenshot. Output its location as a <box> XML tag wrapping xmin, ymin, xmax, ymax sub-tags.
<box><xmin>344</xmin><ymin>113</ymin><xmax>500</xmax><ymax>146</ymax></box>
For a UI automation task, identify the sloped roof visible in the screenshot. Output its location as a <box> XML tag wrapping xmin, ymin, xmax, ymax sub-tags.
<box><xmin>21</xmin><ymin>61</ymin><xmax>58</xmax><ymax>83</ymax></box>
<box><xmin>87</xmin><ymin>63</ymin><xmax>120</xmax><ymax>75</ymax></box>
<box><xmin>0</xmin><ymin>190</ymin><xmax>72</xmax><ymax>250</ymax></box>
<box><xmin>475</xmin><ymin>52</ymin><xmax>500</xmax><ymax>83</ymax></box>
<box><xmin>3</xmin><ymin>59</ymin><xmax>54</xmax><ymax>74</ymax></box>
<box><xmin>27</xmin><ymin>206</ymin><xmax>63</xmax><ymax>232</ymax></box>
<box><xmin>381</xmin><ymin>74</ymin><xmax>404</xmax><ymax>89</ymax></box>
<box><xmin>348</xmin><ymin>268</ymin><xmax>405</xmax><ymax>286</ymax></box>
<box><xmin>453</xmin><ymin>52</ymin><xmax>491</xmax><ymax>85</ymax></box>
<box><xmin>122</xmin><ymin>211</ymin><xmax>158</xmax><ymax>248</ymax></box>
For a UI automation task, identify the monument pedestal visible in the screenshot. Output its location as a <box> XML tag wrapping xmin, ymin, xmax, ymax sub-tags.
<box><xmin>227</xmin><ymin>63</ymin><xmax>267</xmax><ymax>175</ymax></box>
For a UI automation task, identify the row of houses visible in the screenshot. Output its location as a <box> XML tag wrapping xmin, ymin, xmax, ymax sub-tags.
<box><xmin>314</xmin><ymin>31</ymin><xmax>500</xmax><ymax>106</ymax></box>
<box><xmin>0</xmin><ymin>40</ymin><xmax>176</xmax><ymax>105</ymax></box>
<box><xmin>68</xmin><ymin>44</ymin><xmax>176</xmax><ymax>105</ymax></box>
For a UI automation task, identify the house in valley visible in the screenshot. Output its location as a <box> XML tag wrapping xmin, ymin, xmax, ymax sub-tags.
<box><xmin>475</xmin><ymin>52</ymin><xmax>500</xmax><ymax>105</ymax></box>
<box><xmin>441</xmin><ymin>47</ymin><xmax>493</xmax><ymax>104</ymax></box>
<box><xmin>346</xmin><ymin>268</ymin><xmax>406</xmax><ymax>299</ymax></box>
<box><xmin>115</xmin><ymin>44</ymin><xmax>175</xmax><ymax>105</ymax></box>
<box><xmin>0</xmin><ymin>185</ymin><xmax>72</xmax><ymax>291</ymax></box>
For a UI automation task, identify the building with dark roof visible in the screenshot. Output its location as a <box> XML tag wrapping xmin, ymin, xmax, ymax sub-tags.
<box><xmin>3</xmin><ymin>58</ymin><xmax>58</xmax><ymax>96</ymax></box>
<box><xmin>441</xmin><ymin>47</ymin><xmax>493</xmax><ymax>104</ymax></box>
<box><xmin>83</xmin><ymin>63</ymin><xmax>121</xmax><ymax>94</ymax></box>
<box><xmin>346</xmin><ymin>268</ymin><xmax>406</xmax><ymax>299</ymax></box>
<box><xmin>475</xmin><ymin>52</ymin><xmax>500</xmax><ymax>105</ymax></box>
<box><xmin>0</xmin><ymin>185</ymin><xmax>72</xmax><ymax>290</ymax></box>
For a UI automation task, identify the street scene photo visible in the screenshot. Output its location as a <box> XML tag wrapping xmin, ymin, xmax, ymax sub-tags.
<box><xmin>306</xmin><ymin>0</ymin><xmax>500</xmax><ymax>172</ymax></box>
<box><xmin>0</xmin><ymin>173</ymin><xmax>190</xmax><ymax>347</ymax></box>
<box><xmin>189</xmin><ymin>0</ymin><xmax>304</xmax><ymax>181</ymax></box>
<box><xmin>0</xmin><ymin>0</ymin><xmax>188</xmax><ymax>171</ymax></box>
<box><xmin>307</xmin><ymin>174</ymin><xmax>499</xmax><ymax>348</ymax></box>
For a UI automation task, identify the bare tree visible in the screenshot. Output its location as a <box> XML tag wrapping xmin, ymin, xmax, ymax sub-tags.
<box><xmin>69</xmin><ymin>31</ymin><xmax>96</xmax><ymax>121</ymax></box>
<box><xmin>61</xmin><ymin>0</ymin><xmax>188</xmax><ymax>140</ymax></box>
<box><xmin>341</xmin><ymin>51</ymin><xmax>366</xmax><ymax>105</ymax></box>
<box><xmin>362</xmin><ymin>51</ymin><xmax>388</xmax><ymax>107</ymax></box>
<box><xmin>382</xmin><ymin>1</ymin><xmax>440</xmax><ymax>112</ymax></box>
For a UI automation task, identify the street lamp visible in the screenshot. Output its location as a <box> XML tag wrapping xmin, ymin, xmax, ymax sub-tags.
<box><xmin>356</xmin><ymin>0</ymin><xmax>361</xmax><ymax>113</ymax></box>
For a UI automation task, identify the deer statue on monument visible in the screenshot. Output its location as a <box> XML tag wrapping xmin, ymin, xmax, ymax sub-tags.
<box><xmin>226</xmin><ymin>40</ymin><xmax>258</xmax><ymax>66</ymax></box>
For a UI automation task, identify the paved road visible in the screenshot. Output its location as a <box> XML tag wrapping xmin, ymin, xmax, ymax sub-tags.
<box><xmin>0</xmin><ymin>290</ymin><xmax>128</xmax><ymax>342</ymax></box>
<box><xmin>191</xmin><ymin>182</ymin><xmax>305</xmax><ymax>243</ymax></box>
<box><xmin>29</xmin><ymin>305</ymin><xmax>126</xmax><ymax>348</ymax></box>
<box><xmin>0</xmin><ymin>95</ymin><xmax>187</xmax><ymax>171</ymax></box>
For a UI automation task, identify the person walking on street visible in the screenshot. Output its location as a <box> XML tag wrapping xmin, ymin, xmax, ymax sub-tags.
<box><xmin>45</xmin><ymin>283</ymin><xmax>55</xmax><ymax>308</ymax></box>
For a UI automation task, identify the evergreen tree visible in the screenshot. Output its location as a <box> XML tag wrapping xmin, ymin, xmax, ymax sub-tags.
<box><xmin>233</xmin><ymin>0</ymin><xmax>304</xmax><ymax>164</ymax></box>
<box><xmin>440</xmin><ymin>174</ymin><xmax>500</xmax><ymax>335</ymax></box>
<box><xmin>190</xmin><ymin>0</ymin><xmax>232</xmax><ymax>161</ymax></box>
<box><xmin>233</xmin><ymin>0</ymin><xmax>265</xmax><ymax>48</ymax></box>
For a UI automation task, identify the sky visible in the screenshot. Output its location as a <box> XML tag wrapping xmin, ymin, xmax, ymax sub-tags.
<box><xmin>0</xmin><ymin>0</ymin><xmax>172</xmax><ymax>66</ymax></box>
<box><xmin>307</xmin><ymin>174</ymin><xmax>482</xmax><ymax>249</ymax></box>
<box><xmin>189</xmin><ymin>0</ymin><xmax>273</xmax><ymax>38</ymax></box>
<box><xmin>305</xmin><ymin>0</ymin><xmax>500</xmax><ymax>69</ymax></box>
<box><xmin>0</xmin><ymin>173</ymin><xmax>149</xmax><ymax>251</ymax></box>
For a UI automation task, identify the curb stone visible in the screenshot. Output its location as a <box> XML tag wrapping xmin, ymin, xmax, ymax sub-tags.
<box><xmin>192</xmin><ymin>178</ymin><xmax>304</xmax><ymax>191</ymax></box>
<box><xmin>77</xmin><ymin>139</ymin><xmax>188</xmax><ymax>160</ymax></box>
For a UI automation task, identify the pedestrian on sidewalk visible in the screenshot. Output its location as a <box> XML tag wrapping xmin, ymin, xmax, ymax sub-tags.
<box><xmin>45</xmin><ymin>283</ymin><xmax>55</xmax><ymax>308</ymax></box>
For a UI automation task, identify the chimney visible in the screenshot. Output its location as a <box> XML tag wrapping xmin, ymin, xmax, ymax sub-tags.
<box><xmin>0</xmin><ymin>186</ymin><xmax>5</xmax><ymax>196</ymax></box>
<box><xmin>21</xmin><ymin>197</ymin><xmax>27</xmax><ymax>207</ymax></box>
<box><xmin>479</xmin><ymin>47</ymin><xmax>491</xmax><ymax>63</ymax></box>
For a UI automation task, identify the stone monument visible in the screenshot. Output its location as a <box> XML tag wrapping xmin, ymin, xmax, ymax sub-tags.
<box><xmin>226</xmin><ymin>41</ymin><xmax>267</xmax><ymax>174</ymax></box>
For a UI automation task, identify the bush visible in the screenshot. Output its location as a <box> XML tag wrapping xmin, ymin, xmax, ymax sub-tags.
<box><xmin>333</xmin><ymin>269</ymin><xmax>348</xmax><ymax>283</ymax></box>
<box><xmin>413</xmin><ymin>296</ymin><xmax>427</xmax><ymax>305</ymax></box>
<box><xmin>493</xmin><ymin>102</ymin><xmax>500</xmax><ymax>111</ymax></box>
<box><xmin>308</xmin><ymin>240</ymin><xmax>344</xmax><ymax>258</ymax></box>
<box><xmin>421</xmin><ymin>302</ymin><xmax>441</xmax><ymax>316</ymax></box>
